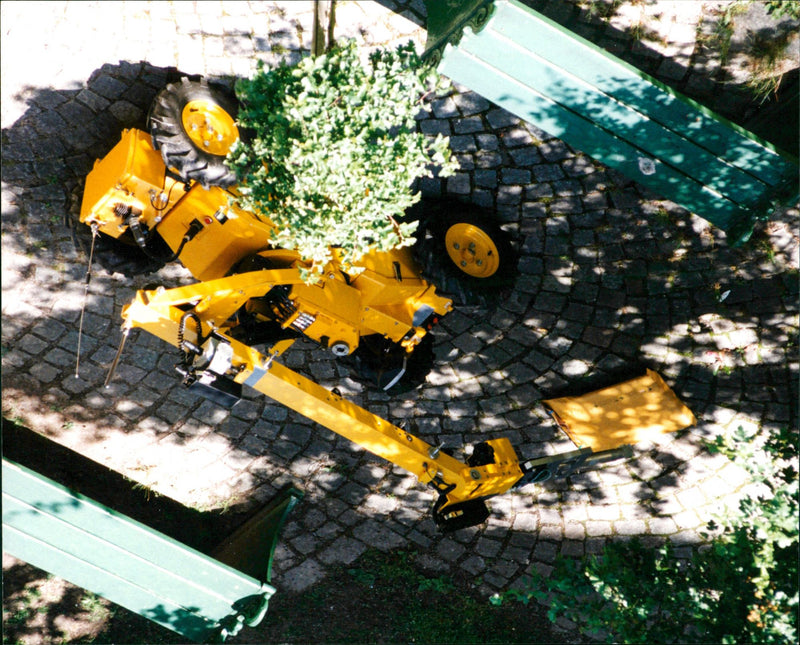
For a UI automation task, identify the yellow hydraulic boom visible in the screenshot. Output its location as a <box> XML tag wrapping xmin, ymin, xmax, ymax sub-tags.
<box><xmin>112</xmin><ymin>279</ymin><xmax>524</xmax><ymax>529</ymax></box>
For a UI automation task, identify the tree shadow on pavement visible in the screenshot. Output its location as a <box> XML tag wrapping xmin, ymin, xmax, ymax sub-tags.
<box><xmin>7</xmin><ymin>60</ymin><xmax>796</xmax><ymax>486</ymax></box>
<box><xmin>1</xmin><ymin>41</ymin><xmax>798</xmax><ymax>645</ymax></box>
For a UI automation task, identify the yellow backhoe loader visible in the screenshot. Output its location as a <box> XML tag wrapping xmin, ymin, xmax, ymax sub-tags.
<box><xmin>76</xmin><ymin>78</ymin><xmax>694</xmax><ymax>531</ymax></box>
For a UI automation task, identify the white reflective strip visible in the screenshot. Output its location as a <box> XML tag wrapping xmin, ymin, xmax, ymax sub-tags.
<box><xmin>382</xmin><ymin>357</ymin><xmax>407</xmax><ymax>391</ymax></box>
<box><xmin>244</xmin><ymin>366</ymin><xmax>268</xmax><ymax>387</ymax></box>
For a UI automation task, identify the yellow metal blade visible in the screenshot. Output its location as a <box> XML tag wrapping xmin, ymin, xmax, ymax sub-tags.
<box><xmin>542</xmin><ymin>369</ymin><xmax>696</xmax><ymax>452</ymax></box>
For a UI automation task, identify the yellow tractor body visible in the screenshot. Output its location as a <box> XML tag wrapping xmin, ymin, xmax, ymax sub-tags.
<box><xmin>81</xmin><ymin>128</ymin><xmax>452</xmax><ymax>357</ymax></box>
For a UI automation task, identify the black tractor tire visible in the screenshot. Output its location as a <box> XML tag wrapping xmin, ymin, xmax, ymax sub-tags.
<box><xmin>410</xmin><ymin>198</ymin><xmax>517</xmax><ymax>308</ymax></box>
<box><xmin>345</xmin><ymin>334</ymin><xmax>435</xmax><ymax>395</ymax></box>
<box><xmin>148</xmin><ymin>77</ymin><xmax>240</xmax><ymax>189</ymax></box>
<box><xmin>67</xmin><ymin>184</ymin><xmax>168</xmax><ymax>278</ymax></box>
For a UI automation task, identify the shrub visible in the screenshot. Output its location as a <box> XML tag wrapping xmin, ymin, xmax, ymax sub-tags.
<box><xmin>492</xmin><ymin>425</ymin><xmax>798</xmax><ymax>644</ymax></box>
<box><xmin>227</xmin><ymin>39</ymin><xmax>457</xmax><ymax>280</ymax></box>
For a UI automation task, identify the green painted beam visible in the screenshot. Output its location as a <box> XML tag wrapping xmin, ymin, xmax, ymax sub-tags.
<box><xmin>212</xmin><ymin>487</ymin><xmax>303</xmax><ymax>584</ymax></box>
<box><xmin>488</xmin><ymin>4</ymin><xmax>795</xmax><ymax>187</ymax></box>
<box><xmin>440</xmin><ymin>46</ymin><xmax>755</xmax><ymax>226</ymax></box>
<box><xmin>2</xmin><ymin>459</ymin><xmax>278</xmax><ymax>643</ymax></box>
<box><xmin>462</xmin><ymin>31</ymin><xmax>772</xmax><ymax>205</ymax></box>
<box><xmin>426</xmin><ymin>0</ymin><xmax>799</xmax><ymax>244</ymax></box>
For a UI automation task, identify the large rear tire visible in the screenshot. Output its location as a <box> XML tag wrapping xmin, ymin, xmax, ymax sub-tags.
<box><xmin>148</xmin><ymin>77</ymin><xmax>240</xmax><ymax>188</ymax></box>
<box><xmin>411</xmin><ymin>198</ymin><xmax>516</xmax><ymax>307</ymax></box>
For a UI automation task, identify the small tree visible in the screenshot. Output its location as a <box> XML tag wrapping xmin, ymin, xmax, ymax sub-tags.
<box><xmin>227</xmin><ymin>39</ymin><xmax>457</xmax><ymax>279</ymax></box>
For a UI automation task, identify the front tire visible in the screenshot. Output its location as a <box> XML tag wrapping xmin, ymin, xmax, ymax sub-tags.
<box><xmin>148</xmin><ymin>77</ymin><xmax>240</xmax><ymax>188</ymax></box>
<box><xmin>411</xmin><ymin>199</ymin><xmax>516</xmax><ymax>307</ymax></box>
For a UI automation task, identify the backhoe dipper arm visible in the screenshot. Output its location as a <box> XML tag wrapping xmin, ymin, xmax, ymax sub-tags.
<box><xmin>118</xmin><ymin>281</ymin><xmax>526</xmax><ymax>530</ymax></box>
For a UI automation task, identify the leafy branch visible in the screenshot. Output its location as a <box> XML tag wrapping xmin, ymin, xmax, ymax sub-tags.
<box><xmin>227</xmin><ymin>39</ymin><xmax>457</xmax><ymax>280</ymax></box>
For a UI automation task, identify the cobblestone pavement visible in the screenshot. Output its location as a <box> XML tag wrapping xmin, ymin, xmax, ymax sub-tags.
<box><xmin>2</xmin><ymin>0</ymin><xmax>798</xmax><ymax>640</ymax></box>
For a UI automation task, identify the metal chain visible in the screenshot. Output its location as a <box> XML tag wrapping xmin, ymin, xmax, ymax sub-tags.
<box><xmin>75</xmin><ymin>222</ymin><xmax>98</xmax><ymax>378</ymax></box>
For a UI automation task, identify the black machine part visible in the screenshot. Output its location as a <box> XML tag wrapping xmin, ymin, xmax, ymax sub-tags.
<box><xmin>432</xmin><ymin>495</ymin><xmax>491</xmax><ymax>532</ymax></box>
<box><xmin>174</xmin><ymin>314</ymin><xmax>242</xmax><ymax>408</ymax></box>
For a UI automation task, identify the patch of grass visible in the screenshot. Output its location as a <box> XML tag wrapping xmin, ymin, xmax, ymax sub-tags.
<box><xmin>130</xmin><ymin>480</ymin><xmax>160</xmax><ymax>501</ymax></box>
<box><xmin>745</xmin><ymin>28</ymin><xmax>795</xmax><ymax>102</ymax></box>
<box><xmin>583</xmin><ymin>0</ymin><xmax>623</xmax><ymax>21</ymax></box>
<box><xmin>79</xmin><ymin>592</ymin><xmax>110</xmax><ymax>621</ymax></box>
<box><xmin>4</xmin><ymin>586</ymin><xmax>45</xmax><ymax>627</ymax></box>
<box><xmin>260</xmin><ymin>548</ymin><xmax>565</xmax><ymax>644</ymax></box>
<box><xmin>704</xmin><ymin>0</ymin><xmax>751</xmax><ymax>64</ymax></box>
<box><xmin>630</xmin><ymin>20</ymin><xmax>666</xmax><ymax>45</ymax></box>
<box><xmin>6</xmin><ymin>413</ymin><xmax>26</xmax><ymax>426</ymax></box>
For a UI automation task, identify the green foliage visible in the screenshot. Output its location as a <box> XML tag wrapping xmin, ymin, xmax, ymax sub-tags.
<box><xmin>496</xmin><ymin>425</ymin><xmax>798</xmax><ymax>644</ymax></box>
<box><xmin>346</xmin><ymin>549</ymin><xmax>454</xmax><ymax>595</ymax></box>
<box><xmin>763</xmin><ymin>0</ymin><xmax>800</xmax><ymax>20</ymax></box>
<box><xmin>228</xmin><ymin>39</ymin><xmax>457</xmax><ymax>279</ymax></box>
<box><xmin>264</xmin><ymin>548</ymin><xmax>560</xmax><ymax>644</ymax></box>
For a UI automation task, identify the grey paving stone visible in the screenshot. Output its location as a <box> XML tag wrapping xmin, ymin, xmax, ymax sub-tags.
<box><xmin>18</xmin><ymin>334</ymin><xmax>49</xmax><ymax>355</ymax></box>
<box><xmin>29</xmin><ymin>362</ymin><xmax>62</xmax><ymax>383</ymax></box>
<box><xmin>474</xmin><ymin>169</ymin><xmax>498</xmax><ymax>188</ymax></box>
<box><xmin>431</xmin><ymin>95</ymin><xmax>459</xmax><ymax>118</ymax></box>
<box><xmin>497</xmin><ymin>184</ymin><xmax>523</xmax><ymax>205</ymax></box>
<box><xmin>502</xmin><ymin>128</ymin><xmax>537</xmax><ymax>148</ymax></box>
<box><xmin>472</xmin><ymin>189</ymin><xmax>494</xmax><ymax>209</ymax></box>
<box><xmin>319</xmin><ymin>536</ymin><xmax>366</xmax><ymax>565</ymax></box>
<box><xmin>419</xmin><ymin>118</ymin><xmax>451</xmax><ymax>135</ymax></box>
<box><xmin>461</xmin><ymin>554</ymin><xmax>487</xmax><ymax>575</ymax></box>
<box><xmin>474</xmin><ymin>150</ymin><xmax>504</xmax><ymax>168</ymax></box>
<box><xmin>475</xmin><ymin>536</ymin><xmax>503</xmax><ymax>558</ymax></box>
<box><xmin>485</xmin><ymin>108</ymin><xmax>520</xmax><ymax>129</ymax></box>
<box><xmin>448</xmin><ymin>134</ymin><xmax>477</xmax><ymax>152</ymax></box>
<box><xmin>280</xmin><ymin>558</ymin><xmax>326</xmax><ymax>593</ymax></box>
<box><xmin>353</xmin><ymin>520</ymin><xmax>405</xmax><ymax>552</ymax></box>
<box><xmin>453</xmin><ymin>116</ymin><xmax>484</xmax><ymax>133</ymax></box>
<box><xmin>501</xmin><ymin>168</ymin><xmax>532</xmax><ymax>185</ymax></box>
<box><xmin>446</xmin><ymin>173</ymin><xmax>471</xmax><ymax>194</ymax></box>
<box><xmin>476</xmin><ymin>133</ymin><xmax>500</xmax><ymax>150</ymax></box>
<box><xmin>453</xmin><ymin>92</ymin><xmax>491</xmax><ymax>116</ymax></box>
<box><xmin>533</xmin><ymin>540</ymin><xmax>558</xmax><ymax>564</ymax></box>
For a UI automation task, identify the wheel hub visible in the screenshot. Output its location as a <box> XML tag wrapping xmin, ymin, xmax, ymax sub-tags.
<box><xmin>445</xmin><ymin>223</ymin><xmax>500</xmax><ymax>278</ymax></box>
<box><xmin>182</xmin><ymin>100</ymin><xmax>239</xmax><ymax>156</ymax></box>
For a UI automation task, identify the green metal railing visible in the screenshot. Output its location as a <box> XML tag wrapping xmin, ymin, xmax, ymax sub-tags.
<box><xmin>425</xmin><ymin>0</ymin><xmax>798</xmax><ymax>244</ymax></box>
